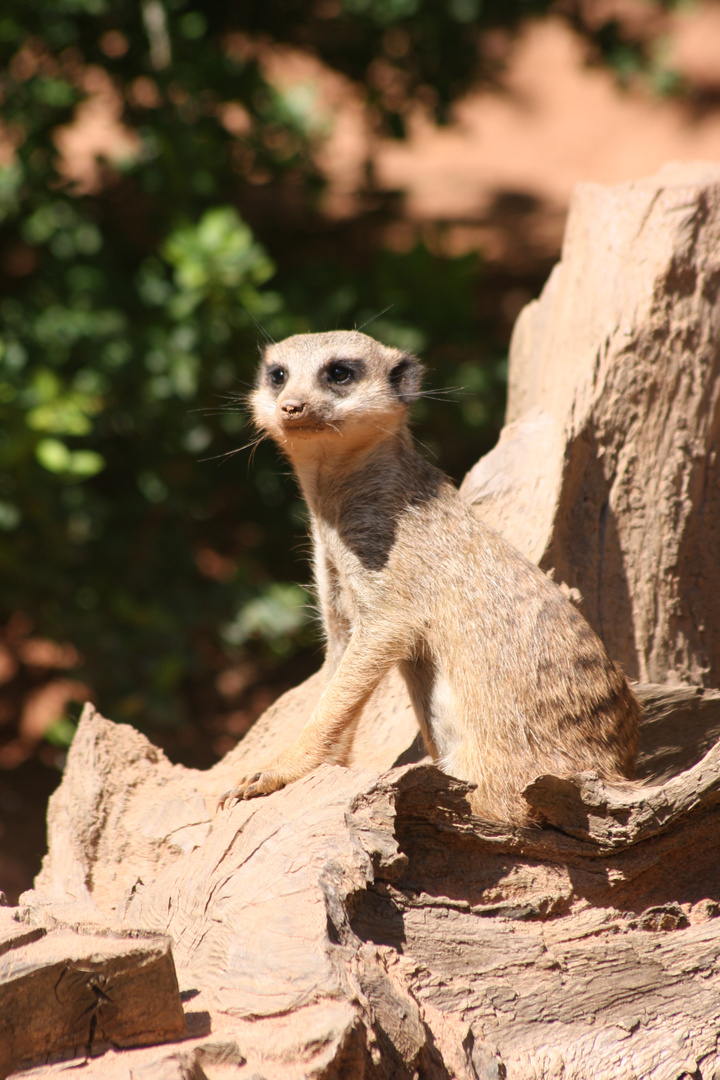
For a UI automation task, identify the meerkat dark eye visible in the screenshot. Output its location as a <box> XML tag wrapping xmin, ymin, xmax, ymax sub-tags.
<box><xmin>267</xmin><ymin>366</ymin><xmax>286</xmax><ymax>388</ymax></box>
<box><xmin>327</xmin><ymin>362</ymin><xmax>354</xmax><ymax>385</ymax></box>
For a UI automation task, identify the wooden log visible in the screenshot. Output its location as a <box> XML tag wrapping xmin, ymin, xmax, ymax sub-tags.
<box><xmin>0</xmin><ymin>930</ymin><xmax>185</xmax><ymax>1078</ymax></box>
<box><xmin>463</xmin><ymin>161</ymin><xmax>720</xmax><ymax>688</ymax></box>
<box><xmin>0</xmin><ymin>907</ymin><xmax>45</xmax><ymax>957</ymax></box>
<box><xmin>15</xmin><ymin>685</ymin><xmax>720</xmax><ymax>1079</ymax></box>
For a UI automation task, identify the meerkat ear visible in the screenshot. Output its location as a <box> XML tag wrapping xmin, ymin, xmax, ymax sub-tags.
<box><xmin>388</xmin><ymin>353</ymin><xmax>423</xmax><ymax>404</ymax></box>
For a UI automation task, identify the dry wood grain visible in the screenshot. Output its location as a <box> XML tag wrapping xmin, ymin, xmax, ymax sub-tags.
<box><xmin>1</xmin><ymin>929</ymin><xmax>184</xmax><ymax>1079</ymax></box>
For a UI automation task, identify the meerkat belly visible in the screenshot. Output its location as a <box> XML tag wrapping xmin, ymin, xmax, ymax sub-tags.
<box><xmin>398</xmin><ymin>653</ymin><xmax>465</xmax><ymax>768</ymax></box>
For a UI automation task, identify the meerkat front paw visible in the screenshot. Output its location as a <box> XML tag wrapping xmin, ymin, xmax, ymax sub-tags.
<box><xmin>217</xmin><ymin>767</ymin><xmax>289</xmax><ymax>809</ymax></box>
<box><xmin>217</xmin><ymin>737</ymin><xmax>340</xmax><ymax>810</ymax></box>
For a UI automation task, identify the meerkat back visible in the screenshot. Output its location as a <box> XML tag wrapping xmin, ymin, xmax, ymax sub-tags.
<box><xmin>396</xmin><ymin>499</ymin><xmax>639</xmax><ymax>820</ymax></box>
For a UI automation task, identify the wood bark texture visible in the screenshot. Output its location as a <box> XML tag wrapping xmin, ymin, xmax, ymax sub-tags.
<box><xmin>8</xmin><ymin>163</ymin><xmax>720</xmax><ymax>1079</ymax></box>
<box><xmin>462</xmin><ymin>161</ymin><xmax>720</xmax><ymax>687</ymax></box>
<box><xmin>0</xmin><ymin>916</ymin><xmax>185</xmax><ymax>1077</ymax></box>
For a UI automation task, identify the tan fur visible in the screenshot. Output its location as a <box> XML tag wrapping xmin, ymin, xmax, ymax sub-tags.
<box><xmin>219</xmin><ymin>330</ymin><xmax>639</xmax><ymax>823</ymax></box>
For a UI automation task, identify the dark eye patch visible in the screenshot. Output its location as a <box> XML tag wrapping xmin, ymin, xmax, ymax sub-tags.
<box><xmin>328</xmin><ymin>363</ymin><xmax>353</xmax><ymax>384</ymax></box>
<box><xmin>323</xmin><ymin>358</ymin><xmax>364</xmax><ymax>387</ymax></box>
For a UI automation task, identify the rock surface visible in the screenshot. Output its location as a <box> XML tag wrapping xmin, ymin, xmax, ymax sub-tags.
<box><xmin>9</xmin><ymin>163</ymin><xmax>720</xmax><ymax>1078</ymax></box>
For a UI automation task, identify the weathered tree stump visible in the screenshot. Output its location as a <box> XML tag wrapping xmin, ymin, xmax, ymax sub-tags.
<box><xmin>7</xmin><ymin>162</ymin><xmax>720</xmax><ymax>1079</ymax></box>
<box><xmin>462</xmin><ymin>161</ymin><xmax>720</xmax><ymax>687</ymax></box>
<box><xmin>0</xmin><ymin>916</ymin><xmax>185</xmax><ymax>1078</ymax></box>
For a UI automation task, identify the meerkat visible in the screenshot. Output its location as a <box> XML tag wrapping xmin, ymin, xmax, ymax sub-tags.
<box><xmin>219</xmin><ymin>330</ymin><xmax>639</xmax><ymax>823</ymax></box>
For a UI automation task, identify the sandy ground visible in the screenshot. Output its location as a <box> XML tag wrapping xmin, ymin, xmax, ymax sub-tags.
<box><xmin>55</xmin><ymin>7</ymin><xmax>720</xmax><ymax>266</ymax></box>
<box><xmin>310</xmin><ymin>10</ymin><xmax>720</xmax><ymax>263</ymax></box>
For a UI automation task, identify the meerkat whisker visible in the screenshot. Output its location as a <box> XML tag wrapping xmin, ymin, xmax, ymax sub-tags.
<box><xmin>200</xmin><ymin>433</ymin><xmax>267</xmax><ymax>465</ymax></box>
<box><xmin>245</xmin><ymin>311</ymin><xmax>277</xmax><ymax>345</ymax></box>
<box><xmin>355</xmin><ymin>305</ymin><xmax>394</xmax><ymax>332</ymax></box>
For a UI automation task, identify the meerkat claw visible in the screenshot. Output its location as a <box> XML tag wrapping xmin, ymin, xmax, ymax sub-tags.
<box><xmin>217</xmin><ymin>774</ymin><xmax>256</xmax><ymax>810</ymax></box>
<box><xmin>242</xmin><ymin>770</ymin><xmax>286</xmax><ymax>799</ymax></box>
<box><xmin>216</xmin><ymin>785</ymin><xmax>240</xmax><ymax>811</ymax></box>
<box><xmin>217</xmin><ymin>770</ymin><xmax>288</xmax><ymax>810</ymax></box>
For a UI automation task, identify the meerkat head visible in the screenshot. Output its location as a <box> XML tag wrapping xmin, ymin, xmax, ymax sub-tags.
<box><xmin>250</xmin><ymin>330</ymin><xmax>422</xmax><ymax>458</ymax></box>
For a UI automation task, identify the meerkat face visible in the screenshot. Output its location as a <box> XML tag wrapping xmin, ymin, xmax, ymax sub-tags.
<box><xmin>251</xmin><ymin>330</ymin><xmax>422</xmax><ymax>455</ymax></box>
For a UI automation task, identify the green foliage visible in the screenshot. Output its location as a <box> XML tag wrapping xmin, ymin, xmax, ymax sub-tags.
<box><xmin>161</xmin><ymin>207</ymin><xmax>275</xmax><ymax>309</ymax></box>
<box><xmin>44</xmin><ymin>715</ymin><xmax>79</xmax><ymax>750</ymax></box>
<box><xmin>0</xmin><ymin>2</ymin><xmax>321</xmax><ymax>729</ymax></box>
<box><xmin>222</xmin><ymin>583</ymin><xmax>314</xmax><ymax>655</ymax></box>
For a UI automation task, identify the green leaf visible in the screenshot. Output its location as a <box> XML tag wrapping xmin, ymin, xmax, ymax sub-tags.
<box><xmin>0</xmin><ymin>500</ymin><xmax>20</xmax><ymax>530</ymax></box>
<box><xmin>35</xmin><ymin>437</ymin><xmax>72</xmax><ymax>472</ymax></box>
<box><xmin>35</xmin><ymin>438</ymin><xmax>105</xmax><ymax>477</ymax></box>
<box><xmin>68</xmin><ymin>450</ymin><xmax>105</xmax><ymax>477</ymax></box>
<box><xmin>24</xmin><ymin>369</ymin><xmax>103</xmax><ymax>435</ymax></box>
<box><xmin>222</xmin><ymin>584</ymin><xmax>311</xmax><ymax>647</ymax></box>
<box><xmin>44</xmin><ymin>716</ymin><xmax>78</xmax><ymax>748</ymax></box>
<box><xmin>161</xmin><ymin>206</ymin><xmax>276</xmax><ymax>306</ymax></box>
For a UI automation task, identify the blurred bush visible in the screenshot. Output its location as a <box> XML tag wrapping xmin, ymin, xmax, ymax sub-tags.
<box><xmin>0</xmin><ymin>0</ymin><xmax>677</xmax><ymax>752</ymax></box>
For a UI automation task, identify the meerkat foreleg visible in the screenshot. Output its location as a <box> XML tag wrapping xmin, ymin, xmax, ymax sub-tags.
<box><xmin>218</xmin><ymin>632</ymin><xmax>398</xmax><ymax>807</ymax></box>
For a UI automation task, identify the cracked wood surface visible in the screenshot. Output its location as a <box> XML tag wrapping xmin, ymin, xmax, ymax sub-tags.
<box><xmin>9</xmin><ymin>681</ymin><xmax>720</xmax><ymax>1080</ymax></box>
<box><xmin>0</xmin><ymin>923</ymin><xmax>184</xmax><ymax>1079</ymax></box>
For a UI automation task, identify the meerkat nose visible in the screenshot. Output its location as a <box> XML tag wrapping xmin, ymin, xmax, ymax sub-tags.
<box><xmin>281</xmin><ymin>400</ymin><xmax>306</xmax><ymax>416</ymax></box>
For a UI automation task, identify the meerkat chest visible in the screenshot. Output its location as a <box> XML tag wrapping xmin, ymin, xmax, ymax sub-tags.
<box><xmin>314</xmin><ymin>518</ymin><xmax>381</xmax><ymax>614</ymax></box>
<box><xmin>316</xmin><ymin>520</ymin><xmax>361</xmax><ymax>583</ymax></box>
